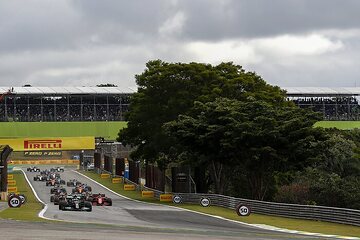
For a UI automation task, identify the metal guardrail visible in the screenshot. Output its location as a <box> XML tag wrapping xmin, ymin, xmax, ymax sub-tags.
<box><xmin>173</xmin><ymin>193</ymin><xmax>360</xmax><ymax>227</ymax></box>
<box><xmin>91</xmin><ymin>167</ymin><xmax>360</xmax><ymax>226</ymax></box>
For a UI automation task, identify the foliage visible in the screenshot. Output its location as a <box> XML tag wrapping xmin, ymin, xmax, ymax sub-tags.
<box><xmin>118</xmin><ymin>60</ymin><xmax>287</xmax><ymax>167</ymax></box>
<box><xmin>164</xmin><ymin>98</ymin><xmax>321</xmax><ymax>198</ymax></box>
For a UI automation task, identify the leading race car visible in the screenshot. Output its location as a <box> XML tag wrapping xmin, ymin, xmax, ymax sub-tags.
<box><xmin>27</xmin><ymin>166</ymin><xmax>40</xmax><ymax>172</ymax></box>
<box><xmin>59</xmin><ymin>195</ymin><xmax>92</xmax><ymax>212</ymax></box>
<box><xmin>87</xmin><ymin>193</ymin><xmax>112</xmax><ymax>206</ymax></box>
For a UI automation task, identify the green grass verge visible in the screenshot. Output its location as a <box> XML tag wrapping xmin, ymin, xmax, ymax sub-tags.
<box><xmin>315</xmin><ymin>121</ymin><xmax>360</xmax><ymax>130</ymax></box>
<box><xmin>0</xmin><ymin>121</ymin><xmax>127</xmax><ymax>140</ymax></box>
<box><xmin>0</xmin><ymin>170</ymin><xmax>44</xmax><ymax>221</ymax></box>
<box><xmin>80</xmin><ymin>170</ymin><xmax>360</xmax><ymax>238</ymax></box>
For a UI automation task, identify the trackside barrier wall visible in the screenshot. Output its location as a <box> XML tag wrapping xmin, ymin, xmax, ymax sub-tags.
<box><xmin>174</xmin><ymin>193</ymin><xmax>360</xmax><ymax>227</ymax></box>
<box><xmin>91</xmin><ymin>168</ymin><xmax>360</xmax><ymax>226</ymax></box>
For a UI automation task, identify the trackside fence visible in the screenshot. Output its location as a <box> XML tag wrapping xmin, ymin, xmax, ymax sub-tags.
<box><xmin>92</xmin><ymin>168</ymin><xmax>360</xmax><ymax>226</ymax></box>
<box><xmin>172</xmin><ymin>193</ymin><xmax>360</xmax><ymax>226</ymax></box>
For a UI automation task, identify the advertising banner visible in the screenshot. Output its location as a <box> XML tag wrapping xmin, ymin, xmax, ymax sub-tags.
<box><xmin>0</xmin><ymin>137</ymin><xmax>95</xmax><ymax>151</ymax></box>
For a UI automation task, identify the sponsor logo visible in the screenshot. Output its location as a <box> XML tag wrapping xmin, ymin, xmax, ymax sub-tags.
<box><xmin>24</xmin><ymin>139</ymin><xmax>62</xmax><ymax>149</ymax></box>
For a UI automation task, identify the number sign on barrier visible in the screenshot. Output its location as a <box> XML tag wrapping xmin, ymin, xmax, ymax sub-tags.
<box><xmin>236</xmin><ymin>204</ymin><xmax>251</xmax><ymax>216</ymax></box>
<box><xmin>8</xmin><ymin>196</ymin><xmax>21</xmax><ymax>208</ymax></box>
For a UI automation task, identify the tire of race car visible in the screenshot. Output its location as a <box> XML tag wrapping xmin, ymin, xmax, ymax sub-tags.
<box><xmin>33</xmin><ymin>177</ymin><xmax>37</xmax><ymax>181</ymax></box>
<box><xmin>59</xmin><ymin>201</ymin><xmax>66</xmax><ymax>210</ymax></box>
<box><xmin>66</xmin><ymin>182</ymin><xmax>70</xmax><ymax>187</ymax></box>
<box><xmin>106</xmin><ymin>199</ymin><xmax>112</xmax><ymax>206</ymax></box>
<box><xmin>61</xmin><ymin>180</ymin><xmax>65</xmax><ymax>185</ymax></box>
<box><xmin>87</xmin><ymin>187</ymin><xmax>92</xmax><ymax>192</ymax></box>
<box><xmin>50</xmin><ymin>196</ymin><xmax>54</xmax><ymax>202</ymax></box>
<box><xmin>85</xmin><ymin>202</ymin><xmax>92</xmax><ymax>212</ymax></box>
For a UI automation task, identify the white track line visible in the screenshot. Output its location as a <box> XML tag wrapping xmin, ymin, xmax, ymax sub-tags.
<box><xmin>17</xmin><ymin>167</ymin><xmax>68</xmax><ymax>222</ymax></box>
<box><xmin>74</xmin><ymin>170</ymin><xmax>360</xmax><ymax>240</ymax></box>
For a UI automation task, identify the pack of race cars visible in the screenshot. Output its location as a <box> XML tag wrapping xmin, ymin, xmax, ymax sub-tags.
<box><xmin>27</xmin><ymin>166</ymin><xmax>112</xmax><ymax>212</ymax></box>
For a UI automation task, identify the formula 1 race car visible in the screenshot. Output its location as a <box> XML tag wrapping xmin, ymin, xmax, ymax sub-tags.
<box><xmin>27</xmin><ymin>166</ymin><xmax>40</xmax><ymax>172</ymax></box>
<box><xmin>58</xmin><ymin>195</ymin><xmax>92</xmax><ymax>212</ymax></box>
<box><xmin>66</xmin><ymin>179</ymin><xmax>81</xmax><ymax>187</ymax></box>
<box><xmin>87</xmin><ymin>193</ymin><xmax>112</xmax><ymax>206</ymax></box>
<box><xmin>51</xmin><ymin>167</ymin><xmax>64</xmax><ymax>172</ymax></box>
<box><xmin>72</xmin><ymin>184</ymin><xmax>92</xmax><ymax>194</ymax></box>
<box><xmin>50</xmin><ymin>186</ymin><xmax>67</xmax><ymax>194</ymax></box>
<box><xmin>50</xmin><ymin>192</ymin><xmax>67</xmax><ymax>205</ymax></box>
<box><xmin>33</xmin><ymin>174</ymin><xmax>48</xmax><ymax>181</ymax></box>
<box><xmin>46</xmin><ymin>178</ymin><xmax>65</xmax><ymax>186</ymax></box>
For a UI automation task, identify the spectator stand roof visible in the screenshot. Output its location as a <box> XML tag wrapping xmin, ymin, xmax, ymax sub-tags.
<box><xmin>284</xmin><ymin>87</ymin><xmax>360</xmax><ymax>97</ymax></box>
<box><xmin>0</xmin><ymin>86</ymin><xmax>136</xmax><ymax>95</ymax></box>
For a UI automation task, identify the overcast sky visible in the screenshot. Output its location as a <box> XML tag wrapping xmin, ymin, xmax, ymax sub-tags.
<box><xmin>1</xmin><ymin>0</ymin><xmax>360</xmax><ymax>89</ymax></box>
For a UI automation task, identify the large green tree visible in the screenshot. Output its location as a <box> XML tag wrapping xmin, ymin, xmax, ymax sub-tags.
<box><xmin>118</xmin><ymin>60</ymin><xmax>287</xmax><ymax>169</ymax></box>
<box><xmin>164</xmin><ymin>98</ymin><xmax>322</xmax><ymax>197</ymax></box>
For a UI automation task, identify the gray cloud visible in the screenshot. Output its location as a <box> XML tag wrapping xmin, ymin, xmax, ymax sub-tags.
<box><xmin>0</xmin><ymin>0</ymin><xmax>359</xmax><ymax>88</ymax></box>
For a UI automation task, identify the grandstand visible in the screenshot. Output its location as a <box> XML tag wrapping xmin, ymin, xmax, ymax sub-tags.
<box><xmin>1</xmin><ymin>86</ymin><xmax>358</xmax><ymax>122</ymax></box>
<box><xmin>285</xmin><ymin>87</ymin><xmax>360</xmax><ymax>120</ymax></box>
<box><xmin>0</xmin><ymin>86</ymin><xmax>135</xmax><ymax>122</ymax></box>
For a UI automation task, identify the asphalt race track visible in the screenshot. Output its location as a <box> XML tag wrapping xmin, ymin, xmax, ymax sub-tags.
<box><xmin>18</xmin><ymin>166</ymin><xmax>329</xmax><ymax>240</ymax></box>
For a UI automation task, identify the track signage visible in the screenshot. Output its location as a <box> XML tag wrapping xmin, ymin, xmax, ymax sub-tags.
<box><xmin>200</xmin><ymin>197</ymin><xmax>211</xmax><ymax>207</ymax></box>
<box><xmin>173</xmin><ymin>195</ymin><xmax>182</xmax><ymax>204</ymax></box>
<box><xmin>8</xmin><ymin>195</ymin><xmax>22</xmax><ymax>208</ymax></box>
<box><xmin>236</xmin><ymin>204</ymin><xmax>251</xmax><ymax>216</ymax></box>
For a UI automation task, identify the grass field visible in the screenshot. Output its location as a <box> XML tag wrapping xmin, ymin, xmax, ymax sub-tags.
<box><xmin>0</xmin><ymin>121</ymin><xmax>127</xmax><ymax>140</ymax></box>
<box><xmin>0</xmin><ymin>121</ymin><xmax>358</xmax><ymax>141</ymax></box>
<box><xmin>80</xmin><ymin>171</ymin><xmax>360</xmax><ymax>238</ymax></box>
<box><xmin>0</xmin><ymin>170</ymin><xmax>44</xmax><ymax>221</ymax></box>
<box><xmin>315</xmin><ymin>121</ymin><xmax>360</xmax><ymax>129</ymax></box>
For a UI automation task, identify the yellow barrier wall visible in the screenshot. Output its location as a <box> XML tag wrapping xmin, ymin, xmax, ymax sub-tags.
<box><xmin>160</xmin><ymin>194</ymin><xmax>173</xmax><ymax>202</ymax></box>
<box><xmin>142</xmin><ymin>191</ymin><xmax>154</xmax><ymax>198</ymax></box>
<box><xmin>124</xmin><ymin>184</ymin><xmax>135</xmax><ymax>191</ymax></box>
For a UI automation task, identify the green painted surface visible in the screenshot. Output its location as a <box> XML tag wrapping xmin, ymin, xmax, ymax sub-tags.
<box><xmin>315</xmin><ymin>121</ymin><xmax>360</xmax><ymax>129</ymax></box>
<box><xmin>0</xmin><ymin>122</ymin><xmax>127</xmax><ymax>140</ymax></box>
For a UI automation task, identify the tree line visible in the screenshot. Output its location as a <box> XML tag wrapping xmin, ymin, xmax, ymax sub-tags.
<box><xmin>118</xmin><ymin>60</ymin><xmax>360</xmax><ymax>209</ymax></box>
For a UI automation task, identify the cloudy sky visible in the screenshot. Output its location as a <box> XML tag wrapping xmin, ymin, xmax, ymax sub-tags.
<box><xmin>1</xmin><ymin>0</ymin><xmax>360</xmax><ymax>89</ymax></box>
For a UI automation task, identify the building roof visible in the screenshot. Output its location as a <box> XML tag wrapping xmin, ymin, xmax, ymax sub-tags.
<box><xmin>284</xmin><ymin>87</ymin><xmax>360</xmax><ymax>96</ymax></box>
<box><xmin>0</xmin><ymin>86</ymin><xmax>136</xmax><ymax>95</ymax></box>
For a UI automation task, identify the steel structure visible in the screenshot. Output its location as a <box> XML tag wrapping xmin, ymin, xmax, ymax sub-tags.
<box><xmin>0</xmin><ymin>87</ymin><xmax>135</xmax><ymax>122</ymax></box>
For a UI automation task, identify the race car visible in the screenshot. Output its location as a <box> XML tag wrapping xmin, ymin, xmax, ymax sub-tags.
<box><xmin>66</xmin><ymin>179</ymin><xmax>81</xmax><ymax>187</ymax></box>
<box><xmin>50</xmin><ymin>186</ymin><xmax>67</xmax><ymax>194</ymax></box>
<box><xmin>87</xmin><ymin>193</ymin><xmax>112</xmax><ymax>206</ymax></box>
<box><xmin>58</xmin><ymin>195</ymin><xmax>92</xmax><ymax>212</ymax></box>
<box><xmin>33</xmin><ymin>174</ymin><xmax>48</xmax><ymax>181</ymax></box>
<box><xmin>27</xmin><ymin>166</ymin><xmax>40</xmax><ymax>172</ymax></box>
<box><xmin>51</xmin><ymin>167</ymin><xmax>64</xmax><ymax>172</ymax></box>
<box><xmin>46</xmin><ymin>178</ymin><xmax>65</xmax><ymax>186</ymax></box>
<box><xmin>51</xmin><ymin>192</ymin><xmax>67</xmax><ymax>205</ymax></box>
<box><xmin>72</xmin><ymin>184</ymin><xmax>92</xmax><ymax>194</ymax></box>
